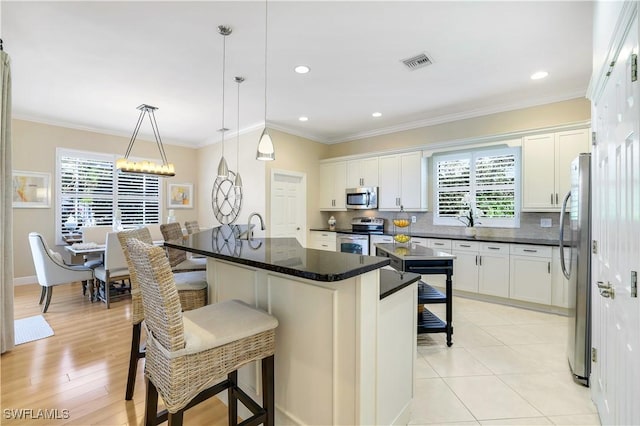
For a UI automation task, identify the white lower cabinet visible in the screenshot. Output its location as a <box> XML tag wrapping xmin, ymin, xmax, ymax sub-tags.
<box><xmin>451</xmin><ymin>241</ymin><xmax>480</xmax><ymax>293</ymax></box>
<box><xmin>308</xmin><ymin>231</ymin><xmax>336</xmax><ymax>252</ymax></box>
<box><xmin>370</xmin><ymin>234</ymin><xmax>394</xmax><ymax>256</ymax></box>
<box><xmin>450</xmin><ymin>241</ymin><xmax>510</xmax><ymax>296</ymax></box>
<box><xmin>478</xmin><ymin>243</ymin><xmax>510</xmax><ymax>298</ymax></box>
<box><xmin>509</xmin><ymin>244</ymin><xmax>552</xmax><ymax>305</ymax></box>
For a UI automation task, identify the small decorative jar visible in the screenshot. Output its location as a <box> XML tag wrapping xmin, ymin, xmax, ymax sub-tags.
<box><xmin>328</xmin><ymin>216</ymin><xmax>336</xmax><ymax>231</ymax></box>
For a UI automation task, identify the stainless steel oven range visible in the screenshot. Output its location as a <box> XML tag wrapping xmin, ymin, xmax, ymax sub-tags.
<box><xmin>336</xmin><ymin>217</ymin><xmax>385</xmax><ymax>256</ymax></box>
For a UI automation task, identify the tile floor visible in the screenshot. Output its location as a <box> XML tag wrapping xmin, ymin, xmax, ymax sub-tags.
<box><xmin>408</xmin><ymin>296</ymin><xmax>601</xmax><ymax>425</ymax></box>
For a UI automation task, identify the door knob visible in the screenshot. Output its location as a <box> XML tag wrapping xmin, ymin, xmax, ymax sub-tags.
<box><xmin>296</xmin><ymin>227</ymin><xmax>300</xmax><ymax>230</ymax></box>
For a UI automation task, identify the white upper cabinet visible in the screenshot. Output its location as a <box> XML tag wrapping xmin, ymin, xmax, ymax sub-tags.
<box><xmin>522</xmin><ymin>128</ymin><xmax>590</xmax><ymax>211</ymax></box>
<box><xmin>319</xmin><ymin>161</ymin><xmax>347</xmax><ymax>211</ymax></box>
<box><xmin>378</xmin><ymin>151</ymin><xmax>428</xmax><ymax>212</ymax></box>
<box><xmin>346</xmin><ymin>157</ymin><xmax>379</xmax><ymax>188</ymax></box>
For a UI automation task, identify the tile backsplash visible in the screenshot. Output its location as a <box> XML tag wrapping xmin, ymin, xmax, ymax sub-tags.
<box><xmin>321</xmin><ymin>211</ymin><xmax>567</xmax><ymax>241</ymax></box>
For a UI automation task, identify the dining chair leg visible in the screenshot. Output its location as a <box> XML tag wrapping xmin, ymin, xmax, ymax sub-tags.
<box><xmin>168</xmin><ymin>411</ymin><xmax>183</xmax><ymax>426</ymax></box>
<box><xmin>105</xmin><ymin>271</ymin><xmax>111</xmax><ymax>309</ymax></box>
<box><xmin>262</xmin><ymin>355</ymin><xmax>275</xmax><ymax>426</ymax></box>
<box><xmin>126</xmin><ymin>323</ymin><xmax>143</xmax><ymax>400</ymax></box>
<box><xmin>228</xmin><ymin>370</ymin><xmax>238</xmax><ymax>426</ymax></box>
<box><xmin>38</xmin><ymin>286</ymin><xmax>46</xmax><ymax>305</ymax></box>
<box><xmin>144</xmin><ymin>378</ymin><xmax>159</xmax><ymax>426</ymax></box>
<box><xmin>82</xmin><ymin>280</ymin><xmax>87</xmax><ymax>296</ymax></box>
<box><xmin>42</xmin><ymin>287</ymin><xmax>53</xmax><ymax>313</ymax></box>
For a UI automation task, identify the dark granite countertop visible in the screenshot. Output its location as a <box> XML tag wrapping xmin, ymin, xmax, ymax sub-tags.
<box><xmin>165</xmin><ymin>227</ymin><xmax>389</xmax><ymax>282</ymax></box>
<box><xmin>379</xmin><ymin>269</ymin><xmax>421</xmax><ymax>300</ymax></box>
<box><xmin>310</xmin><ymin>228</ymin><xmax>561</xmax><ymax>247</ymax></box>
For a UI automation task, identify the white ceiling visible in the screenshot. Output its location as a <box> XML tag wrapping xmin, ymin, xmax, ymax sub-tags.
<box><xmin>2</xmin><ymin>1</ymin><xmax>593</xmax><ymax>148</ymax></box>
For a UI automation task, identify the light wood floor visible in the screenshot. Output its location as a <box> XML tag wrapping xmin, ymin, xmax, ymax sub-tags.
<box><xmin>1</xmin><ymin>283</ymin><xmax>229</xmax><ymax>425</ymax></box>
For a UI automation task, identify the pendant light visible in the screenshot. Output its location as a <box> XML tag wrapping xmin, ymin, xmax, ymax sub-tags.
<box><xmin>257</xmin><ymin>0</ymin><xmax>275</xmax><ymax>161</ymax></box>
<box><xmin>116</xmin><ymin>104</ymin><xmax>176</xmax><ymax>177</ymax></box>
<box><xmin>217</xmin><ymin>25</ymin><xmax>231</xmax><ymax>177</ymax></box>
<box><xmin>234</xmin><ymin>76</ymin><xmax>244</xmax><ymax>188</ymax></box>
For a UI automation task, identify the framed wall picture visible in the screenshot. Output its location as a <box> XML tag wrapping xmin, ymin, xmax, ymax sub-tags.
<box><xmin>12</xmin><ymin>170</ymin><xmax>51</xmax><ymax>208</ymax></box>
<box><xmin>168</xmin><ymin>183</ymin><xmax>193</xmax><ymax>209</ymax></box>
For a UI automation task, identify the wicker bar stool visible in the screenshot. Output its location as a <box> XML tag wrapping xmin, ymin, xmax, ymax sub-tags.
<box><xmin>160</xmin><ymin>222</ymin><xmax>206</xmax><ymax>272</ymax></box>
<box><xmin>126</xmin><ymin>239</ymin><xmax>278</xmax><ymax>426</ymax></box>
<box><xmin>118</xmin><ymin>228</ymin><xmax>208</xmax><ymax>401</ymax></box>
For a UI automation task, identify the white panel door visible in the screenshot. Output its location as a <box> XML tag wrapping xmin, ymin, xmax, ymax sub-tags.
<box><xmin>591</xmin><ymin>15</ymin><xmax>640</xmax><ymax>425</ymax></box>
<box><xmin>271</xmin><ymin>170</ymin><xmax>306</xmax><ymax>245</ymax></box>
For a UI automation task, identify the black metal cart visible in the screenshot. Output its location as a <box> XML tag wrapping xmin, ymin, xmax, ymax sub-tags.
<box><xmin>375</xmin><ymin>243</ymin><xmax>455</xmax><ymax>347</ymax></box>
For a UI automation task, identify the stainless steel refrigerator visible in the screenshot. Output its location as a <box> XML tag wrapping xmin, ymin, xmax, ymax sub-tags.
<box><xmin>559</xmin><ymin>153</ymin><xmax>591</xmax><ymax>387</ymax></box>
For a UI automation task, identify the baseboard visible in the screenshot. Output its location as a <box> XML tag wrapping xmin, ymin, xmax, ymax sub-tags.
<box><xmin>14</xmin><ymin>276</ymin><xmax>37</xmax><ymax>286</ymax></box>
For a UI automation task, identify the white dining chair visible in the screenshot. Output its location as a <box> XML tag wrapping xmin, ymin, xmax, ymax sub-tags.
<box><xmin>80</xmin><ymin>225</ymin><xmax>112</xmax><ymax>269</ymax></box>
<box><xmin>94</xmin><ymin>232</ymin><xmax>130</xmax><ymax>308</ymax></box>
<box><xmin>28</xmin><ymin>232</ymin><xmax>95</xmax><ymax>312</ymax></box>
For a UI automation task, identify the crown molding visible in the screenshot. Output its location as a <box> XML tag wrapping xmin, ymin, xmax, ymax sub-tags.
<box><xmin>11</xmin><ymin>113</ymin><xmax>197</xmax><ymax>148</ymax></box>
<box><xmin>324</xmin><ymin>91</ymin><xmax>588</xmax><ymax>144</ymax></box>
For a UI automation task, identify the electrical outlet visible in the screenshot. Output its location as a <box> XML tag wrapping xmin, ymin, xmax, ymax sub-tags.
<box><xmin>540</xmin><ymin>218</ymin><xmax>552</xmax><ymax>228</ymax></box>
<box><xmin>411</xmin><ymin>216</ymin><xmax>417</xmax><ymax>223</ymax></box>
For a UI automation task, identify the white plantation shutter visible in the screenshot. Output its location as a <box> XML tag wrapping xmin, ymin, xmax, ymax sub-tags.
<box><xmin>435</xmin><ymin>154</ymin><xmax>471</xmax><ymax>219</ymax></box>
<box><xmin>433</xmin><ymin>147</ymin><xmax>520</xmax><ymax>228</ymax></box>
<box><xmin>56</xmin><ymin>149</ymin><xmax>161</xmax><ymax>244</ymax></box>
<box><xmin>117</xmin><ymin>172</ymin><xmax>161</xmax><ymax>225</ymax></box>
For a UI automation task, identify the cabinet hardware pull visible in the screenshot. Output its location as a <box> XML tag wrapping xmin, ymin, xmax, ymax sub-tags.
<box><xmin>479</xmin><ymin>256</ymin><xmax>482</xmax><ymax>266</ymax></box>
<box><xmin>556</xmin><ymin>193</ymin><xmax>559</xmax><ymax>204</ymax></box>
<box><xmin>434</xmin><ymin>243</ymin><xmax>444</xmax><ymax>246</ymax></box>
<box><xmin>523</xmin><ymin>249</ymin><xmax>537</xmax><ymax>252</ymax></box>
<box><xmin>551</xmin><ymin>193</ymin><xmax>554</xmax><ymax>204</ymax></box>
<box><xmin>461</xmin><ymin>244</ymin><xmax>471</xmax><ymax>247</ymax></box>
<box><xmin>487</xmin><ymin>246</ymin><xmax>500</xmax><ymax>250</ymax></box>
<box><xmin>475</xmin><ymin>255</ymin><xmax>478</xmax><ymax>265</ymax></box>
<box><xmin>548</xmin><ymin>262</ymin><xmax>550</xmax><ymax>273</ymax></box>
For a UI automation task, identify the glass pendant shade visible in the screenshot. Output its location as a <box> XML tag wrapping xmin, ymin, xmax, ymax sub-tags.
<box><xmin>217</xmin><ymin>156</ymin><xmax>229</xmax><ymax>178</ymax></box>
<box><xmin>256</xmin><ymin>128</ymin><xmax>275</xmax><ymax>161</ymax></box>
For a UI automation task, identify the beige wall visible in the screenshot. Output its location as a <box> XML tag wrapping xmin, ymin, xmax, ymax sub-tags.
<box><xmin>12</xmin><ymin>119</ymin><xmax>199</xmax><ymax>279</ymax></box>
<box><xmin>326</xmin><ymin>98</ymin><xmax>591</xmax><ymax>158</ymax></box>
<box><xmin>195</xmin><ymin>128</ymin><xmax>267</xmax><ymax>231</ymax></box>
<box><xmin>264</xmin><ymin>129</ymin><xmax>330</xmax><ymax>231</ymax></box>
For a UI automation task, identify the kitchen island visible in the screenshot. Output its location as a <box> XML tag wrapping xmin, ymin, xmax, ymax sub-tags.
<box><xmin>165</xmin><ymin>227</ymin><xmax>417</xmax><ymax>425</ymax></box>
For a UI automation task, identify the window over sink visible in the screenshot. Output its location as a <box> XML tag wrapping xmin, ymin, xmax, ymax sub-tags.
<box><xmin>433</xmin><ymin>147</ymin><xmax>521</xmax><ymax>228</ymax></box>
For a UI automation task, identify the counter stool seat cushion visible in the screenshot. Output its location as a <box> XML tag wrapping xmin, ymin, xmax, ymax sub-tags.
<box><xmin>173</xmin><ymin>271</ymin><xmax>207</xmax><ymax>290</ymax></box>
<box><xmin>181</xmin><ymin>299</ymin><xmax>278</xmax><ymax>355</ymax></box>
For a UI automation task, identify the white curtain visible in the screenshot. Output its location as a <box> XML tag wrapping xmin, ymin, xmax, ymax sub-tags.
<box><xmin>1</xmin><ymin>48</ymin><xmax>15</xmax><ymax>353</ymax></box>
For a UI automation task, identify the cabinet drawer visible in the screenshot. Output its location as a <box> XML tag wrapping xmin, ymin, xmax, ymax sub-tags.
<box><xmin>453</xmin><ymin>241</ymin><xmax>479</xmax><ymax>251</ymax></box>
<box><xmin>510</xmin><ymin>244</ymin><xmax>552</xmax><ymax>258</ymax></box>
<box><xmin>479</xmin><ymin>242</ymin><xmax>509</xmax><ymax>254</ymax></box>
<box><xmin>411</xmin><ymin>237</ymin><xmax>428</xmax><ymax>247</ymax></box>
<box><xmin>428</xmin><ymin>239</ymin><xmax>452</xmax><ymax>251</ymax></box>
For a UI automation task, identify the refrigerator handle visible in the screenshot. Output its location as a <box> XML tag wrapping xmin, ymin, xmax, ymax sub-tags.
<box><xmin>559</xmin><ymin>190</ymin><xmax>572</xmax><ymax>280</ymax></box>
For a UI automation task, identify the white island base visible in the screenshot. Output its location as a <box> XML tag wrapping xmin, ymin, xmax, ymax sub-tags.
<box><xmin>206</xmin><ymin>258</ymin><xmax>417</xmax><ymax>425</ymax></box>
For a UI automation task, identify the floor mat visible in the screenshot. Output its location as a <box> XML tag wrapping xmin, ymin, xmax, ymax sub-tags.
<box><xmin>14</xmin><ymin>315</ymin><xmax>54</xmax><ymax>345</ymax></box>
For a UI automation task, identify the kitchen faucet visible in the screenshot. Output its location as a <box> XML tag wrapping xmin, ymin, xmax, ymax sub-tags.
<box><xmin>247</xmin><ymin>212</ymin><xmax>265</xmax><ymax>234</ymax></box>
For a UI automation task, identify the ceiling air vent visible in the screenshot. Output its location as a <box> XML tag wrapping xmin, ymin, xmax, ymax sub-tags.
<box><xmin>401</xmin><ymin>53</ymin><xmax>434</xmax><ymax>71</ymax></box>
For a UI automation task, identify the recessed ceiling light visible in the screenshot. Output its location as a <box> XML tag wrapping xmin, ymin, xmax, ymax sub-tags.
<box><xmin>531</xmin><ymin>71</ymin><xmax>549</xmax><ymax>80</ymax></box>
<box><xmin>298</xmin><ymin>116</ymin><xmax>308</xmax><ymax>122</ymax></box>
<box><xmin>294</xmin><ymin>65</ymin><xmax>310</xmax><ymax>74</ymax></box>
<box><xmin>372</xmin><ymin>112</ymin><xmax>382</xmax><ymax>118</ymax></box>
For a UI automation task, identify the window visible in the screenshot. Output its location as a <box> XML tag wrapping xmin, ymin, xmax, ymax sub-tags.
<box><xmin>56</xmin><ymin>148</ymin><xmax>161</xmax><ymax>244</ymax></box>
<box><xmin>433</xmin><ymin>147</ymin><xmax>520</xmax><ymax>228</ymax></box>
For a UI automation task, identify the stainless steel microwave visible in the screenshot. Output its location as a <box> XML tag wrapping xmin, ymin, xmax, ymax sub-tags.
<box><xmin>346</xmin><ymin>187</ymin><xmax>378</xmax><ymax>210</ymax></box>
